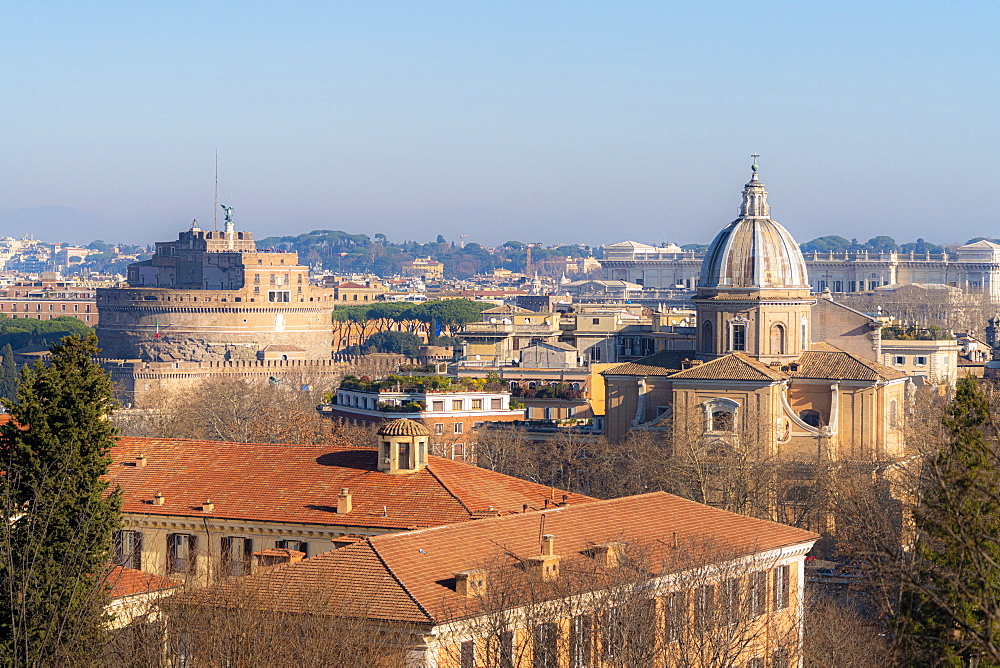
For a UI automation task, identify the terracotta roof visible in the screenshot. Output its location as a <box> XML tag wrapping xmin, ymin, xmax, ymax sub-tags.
<box><xmin>668</xmin><ymin>353</ymin><xmax>787</xmax><ymax>381</ymax></box>
<box><xmin>106</xmin><ymin>566</ymin><xmax>179</xmax><ymax>599</ymax></box>
<box><xmin>107</xmin><ymin>438</ymin><xmax>595</xmax><ymax>529</ymax></box>
<box><xmin>336</xmin><ymin>282</ymin><xmax>368</xmax><ymax>289</ymax></box>
<box><xmin>601</xmin><ymin>350</ymin><xmax>689</xmax><ymax>376</ymax></box>
<box><xmin>482</xmin><ymin>304</ymin><xmax>531</xmax><ymax>314</ymax></box>
<box><xmin>184</xmin><ymin>492</ymin><xmax>818</xmax><ymax>624</ymax></box>
<box><xmin>791</xmin><ymin>349</ymin><xmax>908</xmax><ymax>381</ymax></box>
<box><xmin>377</xmin><ymin>418</ymin><xmax>429</xmax><ymax>437</ymax></box>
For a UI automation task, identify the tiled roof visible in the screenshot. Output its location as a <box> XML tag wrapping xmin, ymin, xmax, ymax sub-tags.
<box><xmin>107</xmin><ymin>438</ymin><xmax>595</xmax><ymax>529</ymax></box>
<box><xmin>668</xmin><ymin>353</ymin><xmax>787</xmax><ymax>381</ymax></box>
<box><xmin>791</xmin><ymin>349</ymin><xmax>908</xmax><ymax>381</ymax></box>
<box><xmin>106</xmin><ymin>566</ymin><xmax>179</xmax><ymax>599</ymax></box>
<box><xmin>482</xmin><ymin>304</ymin><xmax>531</xmax><ymax>314</ymax></box>
<box><xmin>184</xmin><ymin>492</ymin><xmax>818</xmax><ymax>624</ymax></box>
<box><xmin>336</xmin><ymin>282</ymin><xmax>369</xmax><ymax>289</ymax></box>
<box><xmin>601</xmin><ymin>350</ymin><xmax>689</xmax><ymax>376</ymax></box>
<box><xmin>377</xmin><ymin>419</ymin><xmax>429</xmax><ymax>436</ymax></box>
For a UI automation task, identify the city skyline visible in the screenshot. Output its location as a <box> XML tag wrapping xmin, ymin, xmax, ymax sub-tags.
<box><xmin>2</xmin><ymin>2</ymin><xmax>997</xmax><ymax>247</ymax></box>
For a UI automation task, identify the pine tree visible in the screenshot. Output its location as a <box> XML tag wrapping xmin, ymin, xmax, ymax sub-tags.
<box><xmin>901</xmin><ymin>375</ymin><xmax>1000</xmax><ymax>665</ymax></box>
<box><xmin>0</xmin><ymin>343</ymin><xmax>18</xmax><ymax>402</ymax></box>
<box><xmin>0</xmin><ymin>334</ymin><xmax>122</xmax><ymax>664</ymax></box>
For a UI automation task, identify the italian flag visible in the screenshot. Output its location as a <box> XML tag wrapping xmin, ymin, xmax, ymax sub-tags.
<box><xmin>155</xmin><ymin>320</ymin><xmax>161</xmax><ymax>339</ymax></box>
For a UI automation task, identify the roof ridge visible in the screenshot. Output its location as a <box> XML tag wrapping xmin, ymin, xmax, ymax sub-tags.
<box><xmin>424</xmin><ymin>461</ymin><xmax>475</xmax><ymax>516</ymax></box>
<box><xmin>365</xmin><ymin>538</ymin><xmax>435</xmax><ymax>623</ymax></box>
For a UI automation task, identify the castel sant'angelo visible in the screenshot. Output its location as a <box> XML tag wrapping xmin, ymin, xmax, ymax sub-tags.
<box><xmin>96</xmin><ymin>214</ymin><xmax>396</xmax><ymax>407</ymax></box>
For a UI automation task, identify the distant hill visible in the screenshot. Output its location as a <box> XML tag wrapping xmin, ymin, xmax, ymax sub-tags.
<box><xmin>0</xmin><ymin>206</ymin><xmax>110</xmax><ymax>244</ymax></box>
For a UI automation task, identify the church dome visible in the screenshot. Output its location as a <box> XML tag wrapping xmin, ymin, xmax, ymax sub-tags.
<box><xmin>698</xmin><ymin>165</ymin><xmax>809</xmax><ymax>290</ymax></box>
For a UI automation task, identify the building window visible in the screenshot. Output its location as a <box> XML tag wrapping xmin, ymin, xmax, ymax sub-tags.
<box><xmin>254</xmin><ymin>274</ymin><xmax>260</xmax><ymax>284</ymax></box>
<box><xmin>471</xmin><ymin>398</ymin><xmax>484</xmax><ymax>410</ymax></box>
<box><xmin>267</xmin><ymin>291</ymin><xmax>290</xmax><ymax>302</ymax></box>
<box><xmin>533</xmin><ymin>622</ymin><xmax>559</xmax><ymax>668</ymax></box>
<box><xmin>773</xmin><ymin>564</ymin><xmax>790</xmax><ymax>610</ymax></box>
<box><xmin>432</xmin><ymin>400</ymin><xmax>444</xmax><ymax>411</ymax></box>
<box><xmin>601</xmin><ymin>607</ymin><xmax>623</xmax><ymax>661</ymax></box>
<box><xmin>460</xmin><ymin>640</ymin><xmax>475</xmax><ymax>668</ymax></box>
<box><xmin>694</xmin><ymin>584</ymin><xmax>715</xmax><ymax>630</ymax></box>
<box><xmin>664</xmin><ymin>591</ymin><xmax>685</xmax><ymax>642</ymax></box>
<box><xmin>711</xmin><ymin>410</ymin><xmax>734</xmax><ymax>432</ymax></box>
<box><xmin>499</xmin><ymin>631</ymin><xmax>514</xmax><ymax>668</ymax></box>
<box><xmin>834</xmin><ymin>280</ymin><xmax>843</xmax><ymax>292</ymax></box>
<box><xmin>399</xmin><ymin>440</ymin><xmax>411</xmax><ymax>467</ymax></box>
<box><xmin>567</xmin><ymin>407</ymin><xmax>575</xmax><ymax>419</ymax></box>
<box><xmin>889</xmin><ymin>400</ymin><xmax>898</xmax><ymax>429</ymax></box>
<box><xmin>452</xmin><ymin>400</ymin><xmax>463</xmax><ymax>411</ymax></box>
<box><xmin>114</xmin><ymin>530</ymin><xmax>143</xmax><ymax>570</ymax></box>
<box><xmin>749</xmin><ymin>570</ymin><xmax>767</xmax><ymax>617</ymax></box>
<box><xmin>276</xmin><ymin>539</ymin><xmax>308</xmax><ymax>557</ymax></box>
<box><xmin>592</xmin><ymin>318</ymin><xmax>600</xmax><ymax>325</ymax></box>
<box><xmin>221</xmin><ymin>537</ymin><xmax>253</xmax><ymax>576</ymax></box>
<box><xmin>454</xmin><ymin>423</ymin><xmax>464</xmax><ymax>434</ymax></box>
<box><xmin>435</xmin><ymin>423</ymin><xmax>444</xmax><ymax>435</ymax></box>
<box><xmin>731</xmin><ymin>322</ymin><xmax>746</xmax><ymax>352</ymax></box>
<box><xmin>167</xmin><ymin>533</ymin><xmax>197</xmax><ymax>574</ymax></box>
<box><xmin>893</xmin><ymin>355</ymin><xmax>906</xmax><ymax>365</ymax></box>
<box><xmin>570</xmin><ymin>614</ymin><xmax>592</xmax><ymax>666</ymax></box>
<box><xmin>702</xmin><ymin>320</ymin><xmax>713</xmax><ymax>353</ymax></box>
<box><xmin>915</xmin><ymin>356</ymin><xmax>928</xmax><ymax>365</ymax></box>
<box><xmin>799</xmin><ymin>409</ymin><xmax>821</xmax><ymax>428</ymax></box>
<box><xmin>491</xmin><ymin>397</ymin><xmax>502</xmax><ymax>410</ymax></box>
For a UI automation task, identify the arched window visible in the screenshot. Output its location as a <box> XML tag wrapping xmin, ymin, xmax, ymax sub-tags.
<box><xmin>889</xmin><ymin>400</ymin><xmax>898</xmax><ymax>429</ymax></box>
<box><xmin>711</xmin><ymin>410</ymin><xmax>734</xmax><ymax>432</ymax></box>
<box><xmin>702</xmin><ymin>321</ymin><xmax>713</xmax><ymax>353</ymax></box>
<box><xmin>770</xmin><ymin>323</ymin><xmax>786</xmax><ymax>355</ymax></box>
<box><xmin>799</xmin><ymin>410</ymin><xmax>822</xmax><ymax>428</ymax></box>
<box><xmin>703</xmin><ymin>398</ymin><xmax>739</xmax><ymax>433</ymax></box>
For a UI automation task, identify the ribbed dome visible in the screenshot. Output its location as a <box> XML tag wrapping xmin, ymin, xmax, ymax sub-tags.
<box><xmin>377</xmin><ymin>418</ymin><xmax>429</xmax><ymax>437</ymax></box>
<box><xmin>698</xmin><ymin>169</ymin><xmax>809</xmax><ymax>289</ymax></box>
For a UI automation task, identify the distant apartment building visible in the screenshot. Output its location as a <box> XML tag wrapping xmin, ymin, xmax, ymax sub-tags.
<box><xmin>320</xmin><ymin>378</ymin><xmax>523</xmax><ymax>460</ymax></box>
<box><xmin>880</xmin><ymin>327</ymin><xmax>959</xmax><ymax>387</ymax></box>
<box><xmin>0</xmin><ymin>277</ymin><xmax>100</xmax><ymax>325</ymax></box>
<box><xmin>401</xmin><ymin>257</ymin><xmax>445</xmax><ymax>280</ymax></box>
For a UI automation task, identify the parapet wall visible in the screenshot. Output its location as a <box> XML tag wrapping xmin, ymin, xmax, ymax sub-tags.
<box><xmin>102</xmin><ymin>354</ymin><xmax>408</xmax><ymax>408</ymax></box>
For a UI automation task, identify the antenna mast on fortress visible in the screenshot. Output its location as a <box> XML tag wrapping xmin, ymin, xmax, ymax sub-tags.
<box><xmin>213</xmin><ymin>151</ymin><xmax>219</xmax><ymax>231</ymax></box>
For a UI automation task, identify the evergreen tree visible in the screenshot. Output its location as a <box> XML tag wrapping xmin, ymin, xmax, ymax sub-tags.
<box><xmin>901</xmin><ymin>375</ymin><xmax>1000</xmax><ymax>664</ymax></box>
<box><xmin>0</xmin><ymin>343</ymin><xmax>17</xmax><ymax>402</ymax></box>
<box><xmin>0</xmin><ymin>334</ymin><xmax>122</xmax><ymax>664</ymax></box>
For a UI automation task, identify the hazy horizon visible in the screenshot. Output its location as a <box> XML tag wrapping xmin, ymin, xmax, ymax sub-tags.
<box><xmin>2</xmin><ymin>2</ymin><xmax>997</xmax><ymax>248</ymax></box>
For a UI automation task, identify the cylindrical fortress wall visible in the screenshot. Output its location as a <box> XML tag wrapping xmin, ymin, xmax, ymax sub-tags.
<box><xmin>96</xmin><ymin>288</ymin><xmax>334</xmax><ymax>362</ymax></box>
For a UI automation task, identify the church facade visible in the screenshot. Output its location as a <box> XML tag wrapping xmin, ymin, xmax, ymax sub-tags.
<box><xmin>603</xmin><ymin>166</ymin><xmax>909</xmax><ymax>467</ymax></box>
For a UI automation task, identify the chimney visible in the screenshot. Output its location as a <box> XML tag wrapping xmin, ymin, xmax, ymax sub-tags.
<box><xmin>455</xmin><ymin>569</ymin><xmax>487</xmax><ymax>598</ymax></box>
<box><xmin>337</xmin><ymin>488</ymin><xmax>352</xmax><ymax>514</ymax></box>
<box><xmin>592</xmin><ymin>541</ymin><xmax>624</xmax><ymax>568</ymax></box>
<box><xmin>525</xmin><ymin>534</ymin><xmax>561</xmax><ymax>581</ymax></box>
<box><xmin>152</xmin><ymin>491</ymin><xmax>165</xmax><ymax>506</ymax></box>
<box><xmin>136</xmin><ymin>453</ymin><xmax>147</xmax><ymax>468</ymax></box>
<box><xmin>253</xmin><ymin>548</ymin><xmax>306</xmax><ymax>570</ymax></box>
<box><xmin>202</xmin><ymin>498</ymin><xmax>214</xmax><ymax>512</ymax></box>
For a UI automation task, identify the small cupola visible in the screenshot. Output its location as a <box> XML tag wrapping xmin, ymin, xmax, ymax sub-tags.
<box><xmin>376</xmin><ymin>419</ymin><xmax>430</xmax><ymax>475</ymax></box>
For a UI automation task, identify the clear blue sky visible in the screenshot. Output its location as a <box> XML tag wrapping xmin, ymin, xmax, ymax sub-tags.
<box><xmin>1</xmin><ymin>1</ymin><xmax>997</xmax><ymax>247</ymax></box>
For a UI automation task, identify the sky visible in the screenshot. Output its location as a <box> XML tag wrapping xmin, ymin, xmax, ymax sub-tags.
<box><xmin>1</xmin><ymin>1</ymin><xmax>997</xmax><ymax>248</ymax></box>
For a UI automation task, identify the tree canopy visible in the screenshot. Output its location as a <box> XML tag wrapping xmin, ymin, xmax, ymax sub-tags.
<box><xmin>0</xmin><ymin>334</ymin><xmax>122</xmax><ymax>663</ymax></box>
<box><xmin>332</xmin><ymin>299</ymin><xmax>489</xmax><ymax>326</ymax></box>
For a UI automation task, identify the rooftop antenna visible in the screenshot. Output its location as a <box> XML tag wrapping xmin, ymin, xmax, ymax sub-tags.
<box><xmin>213</xmin><ymin>151</ymin><xmax>219</xmax><ymax>231</ymax></box>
